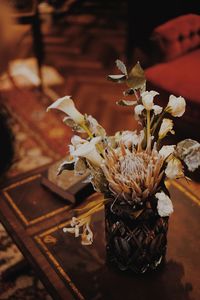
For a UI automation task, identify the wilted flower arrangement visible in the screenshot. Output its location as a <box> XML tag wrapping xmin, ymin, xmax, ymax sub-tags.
<box><xmin>47</xmin><ymin>60</ymin><xmax>200</xmax><ymax>272</ymax></box>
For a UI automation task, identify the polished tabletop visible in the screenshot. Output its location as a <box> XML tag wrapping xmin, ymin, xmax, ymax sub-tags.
<box><xmin>0</xmin><ymin>168</ymin><xmax>199</xmax><ymax>300</ymax></box>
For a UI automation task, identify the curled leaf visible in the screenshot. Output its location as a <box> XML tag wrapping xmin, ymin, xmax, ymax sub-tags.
<box><xmin>74</xmin><ymin>158</ymin><xmax>88</xmax><ymax>175</ymax></box>
<box><xmin>116</xmin><ymin>100</ymin><xmax>137</xmax><ymax>106</ymax></box>
<box><xmin>107</xmin><ymin>74</ymin><xmax>126</xmax><ymax>83</ymax></box>
<box><xmin>127</xmin><ymin>61</ymin><xmax>146</xmax><ymax>89</ymax></box>
<box><xmin>176</xmin><ymin>139</ymin><xmax>200</xmax><ymax>172</ymax></box>
<box><xmin>63</xmin><ymin>116</ymin><xmax>84</xmax><ymax>132</ymax></box>
<box><xmin>115</xmin><ymin>59</ymin><xmax>128</xmax><ymax>75</ymax></box>
<box><xmin>57</xmin><ymin>159</ymin><xmax>74</xmax><ymax>175</ymax></box>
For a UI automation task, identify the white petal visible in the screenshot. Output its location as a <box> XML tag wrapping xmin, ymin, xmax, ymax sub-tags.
<box><xmin>156</xmin><ymin>191</ymin><xmax>174</xmax><ymax>217</ymax></box>
<box><xmin>159</xmin><ymin>145</ymin><xmax>175</xmax><ymax>159</ymax></box>
<box><xmin>47</xmin><ymin>96</ymin><xmax>84</xmax><ymax>124</ymax></box>
<box><xmin>141</xmin><ymin>90</ymin><xmax>159</xmax><ymax>110</ymax></box>
<box><xmin>72</xmin><ymin>137</ymin><xmax>103</xmax><ymax>166</ymax></box>
<box><xmin>153</xmin><ymin>105</ymin><xmax>163</xmax><ymax>115</ymax></box>
<box><xmin>134</xmin><ymin>104</ymin><xmax>145</xmax><ymax>115</ymax></box>
<box><xmin>167</xmin><ymin>95</ymin><xmax>186</xmax><ymax>117</ymax></box>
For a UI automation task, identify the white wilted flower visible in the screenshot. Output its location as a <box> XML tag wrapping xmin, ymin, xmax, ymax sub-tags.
<box><xmin>135</xmin><ymin>103</ymin><xmax>162</xmax><ymax>118</ymax></box>
<box><xmin>159</xmin><ymin>145</ymin><xmax>175</xmax><ymax>159</ymax></box>
<box><xmin>134</xmin><ymin>104</ymin><xmax>145</xmax><ymax>116</ymax></box>
<box><xmin>81</xmin><ymin>223</ymin><xmax>93</xmax><ymax>245</ymax></box>
<box><xmin>166</xmin><ymin>95</ymin><xmax>186</xmax><ymax>117</ymax></box>
<box><xmin>176</xmin><ymin>139</ymin><xmax>200</xmax><ymax>172</ymax></box>
<box><xmin>153</xmin><ymin>105</ymin><xmax>163</xmax><ymax>115</ymax></box>
<box><xmin>63</xmin><ymin>216</ymin><xmax>93</xmax><ymax>245</ymax></box>
<box><xmin>68</xmin><ymin>135</ymin><xmax>88</xmax><ymax>157</ymax></box>
<box><xmin>71</xmin><ymin>136</ymin><xmax>103</xmax><ymax>166</ymax></box>
<box><xmin>141</xmin><ymin>90</ymin><xmax>159</xmax><ymax>110</ymax></box>
<box><xmin>120</xmin><ymin>130</ymin><xmax>140</xmax><ymax>148</ymax></box>
<box><xmin>165</xmin><ymin>157</ymin><xmax>184</xmax><ymax>179</ymax></box>
<box><xmin>47</xmin><ymin>96</ymin><xmax>85</xmax><ymax>124</ymax></box>
<box><xmin>158</xmin><ymin>118</ymin><xmax>174</xmax><ymax>139</ymax></box>
<box><xmin>71</xmin><ymin>135</ymin><xmax>87</xmax><ymax>147</ymax></box>
<box><xmin>156</xmin><ymin>191</ymin><xmax>174</xmax><ymax>217</ymax></box>
<box><xmin>87</xmin><ymin>115</ymin><xmax>106</xmax><ymax>136</ymax></box>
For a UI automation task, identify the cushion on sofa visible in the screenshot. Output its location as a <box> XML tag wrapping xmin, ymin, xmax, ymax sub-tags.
<box><xmin>145</xmin><ymin>48</ymin><xmax>200</xmax><ymax>105</ymax></box>
<box><xmin>152</xmin><ymin>14</ymin><xmax>200</xmax><ymax>61</ymax></box>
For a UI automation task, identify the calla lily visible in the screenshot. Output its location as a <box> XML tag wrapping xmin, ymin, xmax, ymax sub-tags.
<box><xmin>71</xmin><ymin>137</ymin><xmax>103</xmax><ymax>166</ymax></box>
<box><xmin>47</xmin><ymin>96</ymin><xmax>85</xmax><ymax>124</ymax></box>
<box><xmin>158</xmin><ymin>118</ymin><xmax>174</xmax><ymax>139</ymax></box>
<box><xmin>165</xmin><ymin>157</ymin><xmax>184</xmax><ymax>179</ymax></box>
<box><xmin>166</xmin><ymin>95</ymin><xmax>186</xmax><ymax>117</ymax></box>
<box><xmin>141</xmin><ymin>90</ymin><xmax>159</xmax><ymax>110</ymax></box>
<box><xmin>156</xmin><ymin>191</ymin><xmax>174</xmax><ymax>217</ymax></box>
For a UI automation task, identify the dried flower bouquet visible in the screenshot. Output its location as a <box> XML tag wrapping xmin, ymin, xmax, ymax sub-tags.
<box><xmin>47</xmin><ymin>60</ymin><xmax>200</xmax><ymax>272</ymax></box>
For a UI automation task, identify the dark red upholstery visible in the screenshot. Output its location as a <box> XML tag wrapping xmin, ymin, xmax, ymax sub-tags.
<box><xmin>145</xmin><ymin>49</ymin><xmax>200</xmax><ymax>104</ymax></box>
<box><xmin>152</xmin><ymin>14</ymin><xmax>200</xmax><ymax>61</ymax></box>
<box><xmin>145</xmin><ymin>14</ymin><xmax>200</xmax><ymax>138</ymax></box>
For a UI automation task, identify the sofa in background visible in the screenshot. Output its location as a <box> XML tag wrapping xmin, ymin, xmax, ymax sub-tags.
<box><xmin>145</xmin><ymin>14</ymin><xmax>200</xmax><ymax>139</ymax></box>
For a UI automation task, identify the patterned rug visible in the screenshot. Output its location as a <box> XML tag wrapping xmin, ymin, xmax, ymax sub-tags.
<box><xmin>0</xmin><ymin>224</ymin><xmax>52</xmax><ymax>300</ymax></box>
<box><xmin>0</xmin><ymin>87</ymin><xmax>72</xmax><ymax>300</ymax></box>
<box><xmin>0</xmin><ymin>87</ymin><xmax>72</xmax><ymax>179</ymax></box>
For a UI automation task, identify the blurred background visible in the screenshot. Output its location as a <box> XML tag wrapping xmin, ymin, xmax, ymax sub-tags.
<box><xmin>0</xmin><ymin>0</ymin><xmax>199</xmax><ymax>299</ymax></box>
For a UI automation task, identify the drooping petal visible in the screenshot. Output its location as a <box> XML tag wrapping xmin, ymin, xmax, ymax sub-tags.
<box><xmin>158</xmin><ymin>118</ymin><xmax>174</xmax><ymax>139</ymax></box>
<box><xmin>166</xmin><ymin>95</ymin><xmax>186</xmax><ymax>117</ymax></box>
<box><xmin>165</xmin><ymin>157</ymin><xmax>184</xmax><ymax>179</ymax></box>
<box><xmin>159</xmin><ymin>145</ymin><xmax>175</xmax><ymax>159</ymax></box>
<box><xmin>156</xmin><ymin>191</ymin><xmax>174</xmax><ymax>217</ymax></box>
<box><xmin>153</xmin><ymin>105</ymin><xmax>163</xmax><ymax>115</ymax></box>
<box><xmin>72</xmin><ymin>137</ymin><xmax>103</xmax><ymax>166</ymax></box>
<box><xmin>134</xmin><ymin>104</ymin><xmax>145</xmax><ymax>116</ymax></box>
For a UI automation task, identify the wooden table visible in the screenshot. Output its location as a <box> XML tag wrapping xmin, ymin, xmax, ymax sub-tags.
<box><xmin>0</xmin><ymin>166</ymin><xmax>200</xmax><ymax>300</ymax></box>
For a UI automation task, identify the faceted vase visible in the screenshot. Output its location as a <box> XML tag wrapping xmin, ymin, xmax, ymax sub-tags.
<box><xmin>105</xmin><ymin>196</ymin><xmax>169</xmax><ymax>273</ymax></box>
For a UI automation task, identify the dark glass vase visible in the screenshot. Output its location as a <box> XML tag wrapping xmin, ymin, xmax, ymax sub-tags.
<box><xmin>105</xmin><ymin>199</ymin><xmax>169</xmax><ymax>273</ymax></box>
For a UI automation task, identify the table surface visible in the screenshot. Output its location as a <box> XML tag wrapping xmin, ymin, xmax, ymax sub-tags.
<box><xmin>0</xmin><ymin>166</ymin><xmax>200</xmax><ymax>300</ymax></box>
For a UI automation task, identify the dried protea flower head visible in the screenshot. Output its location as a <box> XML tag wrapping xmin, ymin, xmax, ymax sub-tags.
<box><xmin>102</xmin><ymin>142</ymin><xmax>164</xmax><ymax>206</ymax></box>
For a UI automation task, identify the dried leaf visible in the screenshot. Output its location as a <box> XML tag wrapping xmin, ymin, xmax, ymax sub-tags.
<box><xmin>107</xmin><ymin>74</ymin><xmax>126</xmax><ymax>83</ymax></box>
<box><xmin>57</xmin><ymin>160</ymin><xmax>74</xmax><ymax>175</ymax></box>
<box><xmin>115</xmin><ymin>59</ymin><xmax>128</xmax><ymax>75</ymax></box>
<box><xmin>127</xmin><ymin>61</ymin><xmax>146</xmax><ymax>89</ymax></box>
<box><xmin>74</xmin><ymin>158</ymin><xmax>88</xmax><ymax>175</ymax></box>
<box><xmin>63</xmin><ymin>116</ymin><xmax>76</xmax><ymax>127</ymax></box>
<box><xmin>63</xmin><ymin>116</ymin><xmax>84</xmax><ymax>132</ymax></box>
<box><xmin>176</xmin><ymin>139</ymin><xmax>200</xmax><ymax>172</ymax></box>
<box><xmin>123</xmin><ymin>88</ymin><xmax>135</xmax><ymax>96</ymax></box>
<box><xmin>116</xmin><ymin>100</ymin><xmax>137</xmax><ymax>106</ymax></box>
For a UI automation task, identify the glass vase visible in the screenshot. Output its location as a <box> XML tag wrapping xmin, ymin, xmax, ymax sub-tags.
<box><xmin>105</xmin><ymin>197</ymin><xmax>169</xmax><ymax>273</ymax></box>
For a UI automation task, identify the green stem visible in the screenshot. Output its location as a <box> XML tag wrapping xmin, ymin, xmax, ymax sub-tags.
<box><xmin>81</xmin><ymin>123</ymin><xmax>93</xmax><ymax>139</ymax></box>
<box><xmin>146</xmin><ymin>110</ymin><xmax>151</xmax><ymax>149</ymax></box>
<box><xmin>81</xmin><ymin>123</ymin><xmax>104</xmax><ymax>155</ymax></box>
<box><xmin>151</xmin><ymin>109</ymin><xmax>166</xmax><ymax>136</ymax></box>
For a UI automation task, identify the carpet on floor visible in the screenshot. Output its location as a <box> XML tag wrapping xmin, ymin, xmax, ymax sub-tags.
<box><xmin>0</xmin><ymin>86</ymin><xmax>72</xmax><ymax>300</ymax></box>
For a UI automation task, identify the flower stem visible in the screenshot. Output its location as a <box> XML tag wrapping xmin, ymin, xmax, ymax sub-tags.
<box><xmin>151</xmin><ymin>109</ymin><xmax>166</xmax><ymax>136</ymax></box>
<box><xmin>81</xmin><ymin>123</ymin><xmax>93</xmax><ymax>139</ymax></box>
<box><xmin>146</xmin><ymin>109</ymin><xmax>151</xmax><ymax>149</ymax></box>
<box><xmin>81</xmin><ymin>123</ymin><xmax>104</xmax><ymax>156</ymax></box>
